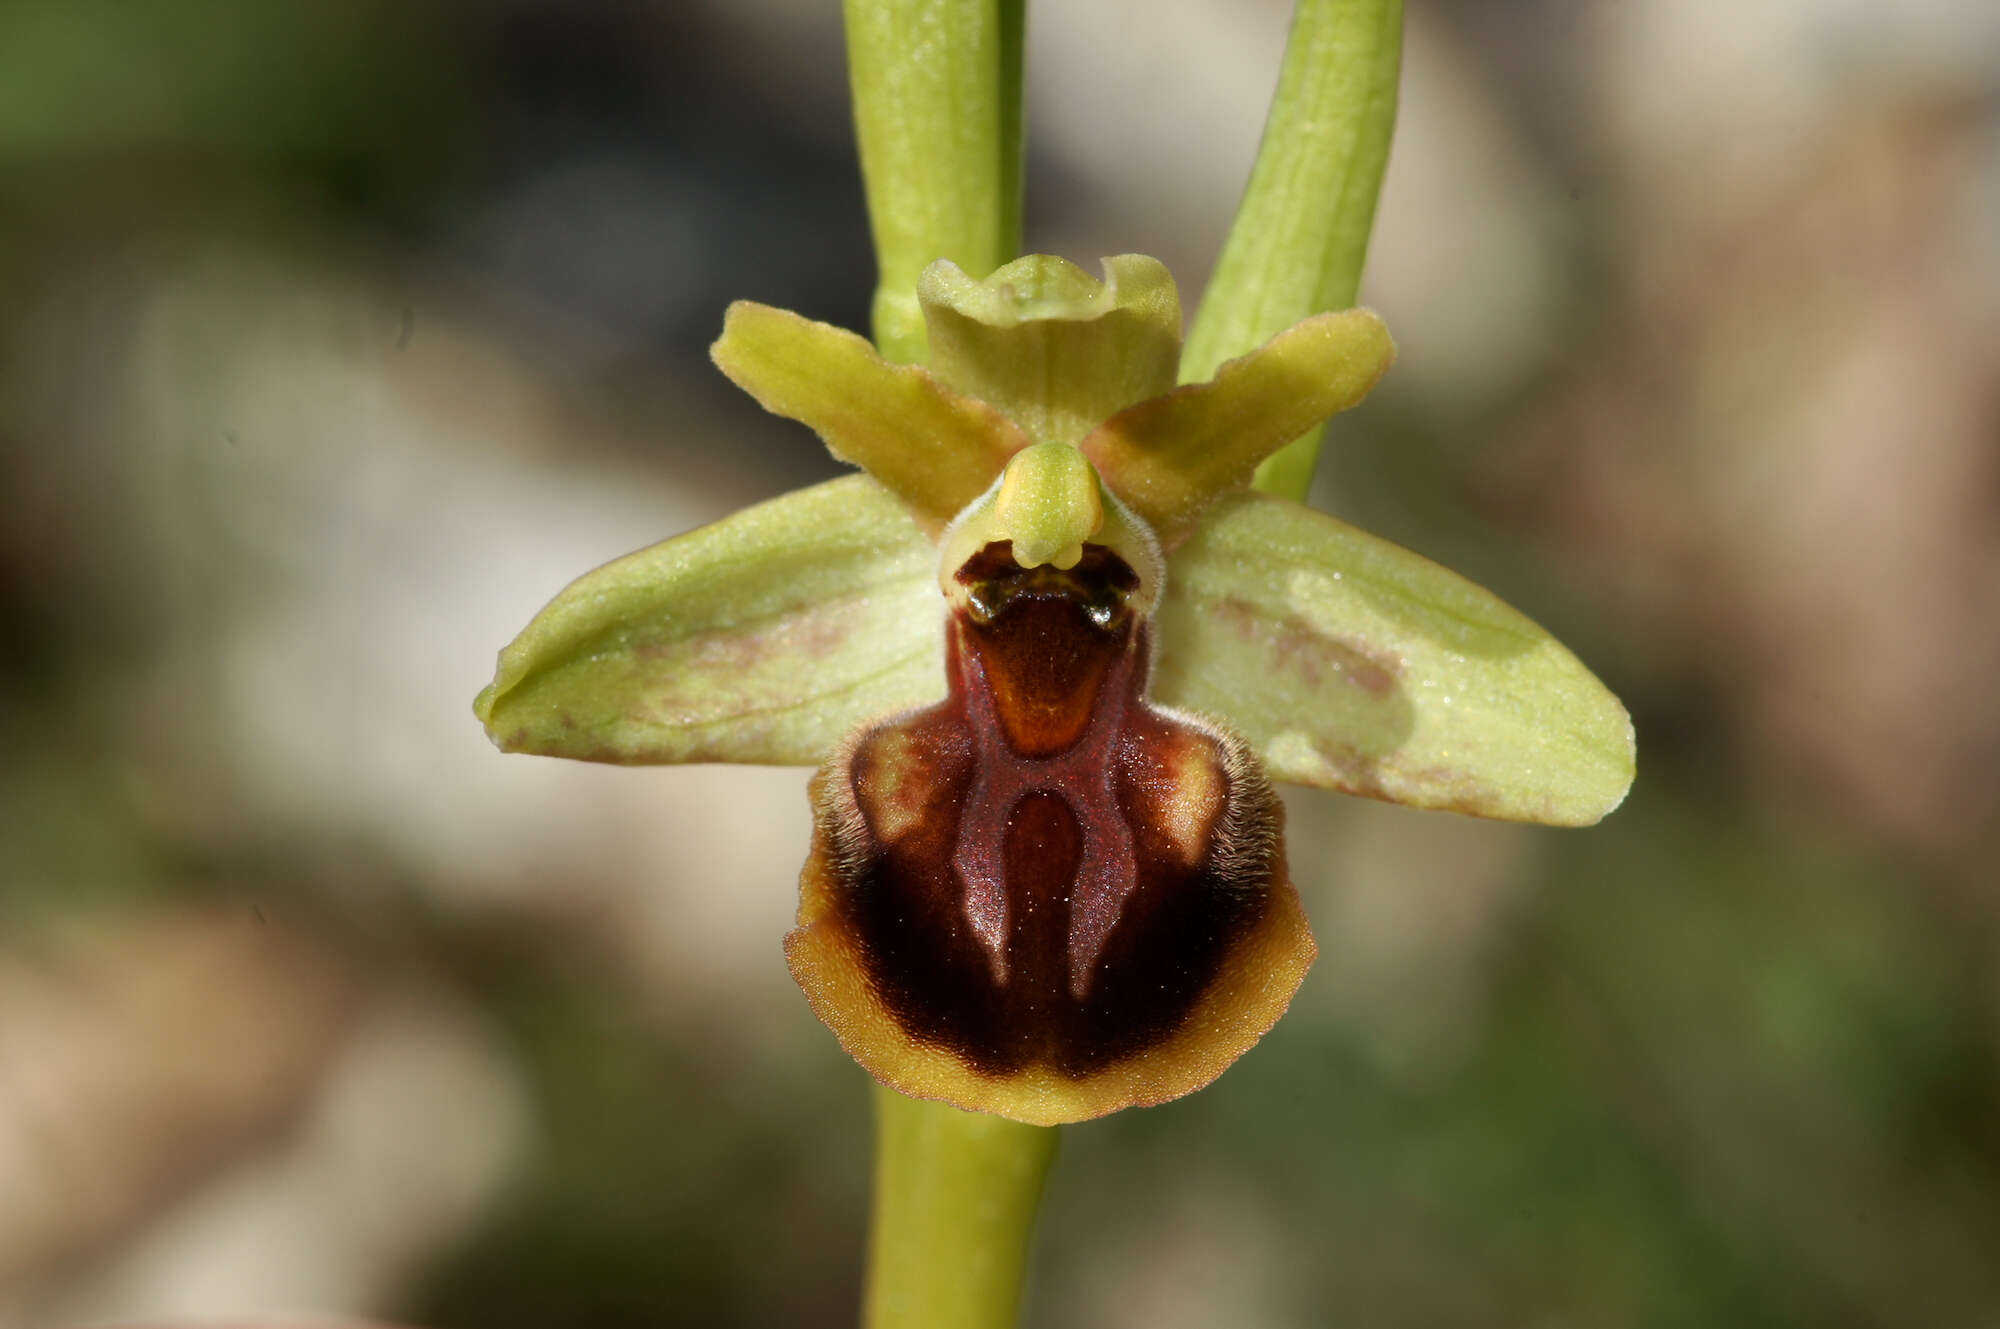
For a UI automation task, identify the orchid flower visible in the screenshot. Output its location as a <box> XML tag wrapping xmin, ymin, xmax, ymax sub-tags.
<box><xmin>473</xmin><ymin>252</ymin><xmax>1633</xmax><ymax>1126</ymax></box>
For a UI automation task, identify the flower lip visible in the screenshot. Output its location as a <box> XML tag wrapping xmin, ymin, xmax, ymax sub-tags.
<box><xmin>785</xmin><ymin>522</ymin><xmax>1314</xmax><ymax>1124</ymax></box>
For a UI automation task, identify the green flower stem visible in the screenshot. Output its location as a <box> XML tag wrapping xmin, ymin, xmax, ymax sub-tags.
<box><xmin>845</xmin><ymin>0</ymin><xmax>1026</xmax><ymax>364</ymax></box>
<box><xmin>846</xmin><ymin>5</ymin><xmax>1052</xmax><ymax>1327</ymax></box>
<box><xmin>1182</xmin><ymin>0</ymin><xmax>1403</xmax><ymax>503</ymax></box>
<box><xmin>864</xmin><ymin>1086</ymin><xmax>1060</xmax><ymax>1329</ymax></box>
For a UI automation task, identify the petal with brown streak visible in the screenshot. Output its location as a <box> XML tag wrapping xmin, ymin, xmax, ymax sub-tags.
<box><xmin>475</xmin><ymin>475</ymin><xmax>944</xmax><ymax>766</ymax></box>
<box><xmin>1151</xmin><ymin>490</ymin><xmax>1635</xmax><ymax>825</ymax></box>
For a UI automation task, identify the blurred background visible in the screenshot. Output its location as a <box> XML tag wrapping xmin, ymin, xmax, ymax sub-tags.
<box><xmin>3</xmin><ymin>1</ymin><xmax>1999</xmax><ymax>1325</ymax></box>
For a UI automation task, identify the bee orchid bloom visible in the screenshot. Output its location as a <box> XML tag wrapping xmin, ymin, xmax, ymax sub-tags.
<box><xmin>475</xmin><ymin>254</ymin><xmax>1634</xmax><ymax>1125</ymax></box>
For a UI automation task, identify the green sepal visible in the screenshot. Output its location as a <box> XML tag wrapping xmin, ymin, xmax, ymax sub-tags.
<box><xmin>1151</xmin><ymin>491</ymin><xmax>1634</xmax><ymax>826</ymax></box>
<box><xmin>475</xmin><ymin>475</ymin><xmax>945</xmax><ymax>766</ymax></box>
<box><xmin>1083</xmin><ymin>309</ymin><xmax>1393</xmax><ymax>547</ymax></box>
<box><xmin>711</xmin><ymin>302</ymin><xmax>1030</xmax><ymax>534</ymax></box>
<box><xmin>919</xmin><ymin>255</ymin><xmax>1183</xmax><ymax>448</ymax></box>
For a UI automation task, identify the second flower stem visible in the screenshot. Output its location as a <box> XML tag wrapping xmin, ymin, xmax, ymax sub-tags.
<box><xmin>1185</xmin><ymin>0</ymin><xmax>1404</xmax><ymax>503</ymax></box>
<box><xmin>846</xmin><ymin>0</ymin><xmax>1027</xmax><ymax>364</ymax></box>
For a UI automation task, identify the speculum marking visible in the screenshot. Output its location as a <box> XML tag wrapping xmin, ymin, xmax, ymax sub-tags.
<box><xmin>821</xmin><ymin>541</ymin><xmax>1284</xmax><ymax>1078</ymax></box>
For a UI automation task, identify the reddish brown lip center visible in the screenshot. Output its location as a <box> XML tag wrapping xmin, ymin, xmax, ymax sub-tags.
<box><xmin>954</xmin><ymin>543</ymin><xmax>1140</xmax><ymax>757</ymax></box>
<box><xmin>820</xmin><ymin>540</ymin><xmax>1281</xmax><ymax>1078</ymax></box>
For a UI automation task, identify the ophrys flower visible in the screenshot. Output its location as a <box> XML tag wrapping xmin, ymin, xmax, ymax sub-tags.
<box><xmin>475</xmin><ymin>254</ymin><xmax>1633</xmax><ymax>1125</ymax></box>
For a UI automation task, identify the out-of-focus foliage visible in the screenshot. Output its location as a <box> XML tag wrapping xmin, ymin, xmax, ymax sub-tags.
<box><xmin>2</xmin><ymin>2</ymin><xmax>1997</xmax><ymax>1327</ymax></box>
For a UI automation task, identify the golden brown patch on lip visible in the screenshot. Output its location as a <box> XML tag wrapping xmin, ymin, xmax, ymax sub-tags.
<box><xmin>785</xmin><ymin>541</ymin><xmax>1315</xmax><ymax>1124</ymax></box>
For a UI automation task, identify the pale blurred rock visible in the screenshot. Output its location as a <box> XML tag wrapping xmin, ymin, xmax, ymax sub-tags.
<box><xmin>1497</xmin><ymin>100</ymin><xmax>2000</xmax><ymax>853</ymax></box>
<box><xmin>1026</xmin><ymin>0</ymin><xmax>1292</xmax><ymax>283</ymax></box>
<box><xmin>1026</xmin><ymin>5</ymin><xmax>1571</xmax><ymax>415</ymax></box>
<box><xmin>110</xmin><ymin>251</ymin><xmax>817</xmax><ymax>994</ymax></box>
<box><xmin>1363</xmin><ymin>13</ymin><xmax>1571</xmax><ymax>414</ymax></box>
<box><xmin>1589</xmin><ymin>0</ymin><xmax>2000</xmax><ymax>237</ymax></box>
<box><xmin>28</xmin><ymin>989</ymin><xmax>525</xmax><ymax>1329</ymax></box>
<box><xmin>0</xmin><ymin>913</ymin><xmax>350</xmax><ymax>1316</ymax></box>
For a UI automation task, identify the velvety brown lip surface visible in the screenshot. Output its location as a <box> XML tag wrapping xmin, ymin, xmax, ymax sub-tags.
<box><xmin>789</xmin><ymin>540</ymin><xmax>1313</xmax><ymax>1113</ymax></box>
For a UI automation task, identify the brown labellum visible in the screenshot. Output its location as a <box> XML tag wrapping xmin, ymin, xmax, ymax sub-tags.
<box><xmin>785</xmin><ymin>541</ymin><xmax>1316</xmax><ymax>1124</ymax></box>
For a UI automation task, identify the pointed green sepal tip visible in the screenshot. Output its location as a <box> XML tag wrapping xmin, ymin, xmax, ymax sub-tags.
<box><xmin>1087</xmin><ymin>308</ymin><xmax>1395</xmax><ymax>547</ymax></box>
<box><xmin>710</xmin><ymin>302</ymin><xmax>1029</xmax><ymax>534</ymax></box>
<box><xmin>475</xmin><ymin>475</ymin><xmax>946</xmax><ymax>767</ymax></box>
<box><xmin>919</xmin><ymin>254</ymin><xmax>1184</xmax><ymax>448</ymax></box>
<box><xmin>1152</xmin><ymin>491</ymin><xmax>1634</xmax><ymax>826</ymax></box>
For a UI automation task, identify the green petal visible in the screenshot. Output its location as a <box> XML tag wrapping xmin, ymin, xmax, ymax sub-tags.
<box><xmin>1083</xmin><ymin>309</ymin><xmax>1393</xmax><ymax>547</ymax></box>
<box><xmin>1152</xmin><ymin>491</ymin><xmax>1633</xmax><ymax>826</ymax></box>
<box><xmin>919</xmin><ymin>255</ymin><xmax>1183</xmax><ymax>447</ymax></box>
<box><xmin>475</xmin><ymin>475</ymin><xmax>945</xmax><ymax>766</ymax></box>
<box><xmin>711</xmin><ymin>302</ymin><xmax>1030</xmax><ymax>533</ymax></box>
